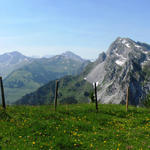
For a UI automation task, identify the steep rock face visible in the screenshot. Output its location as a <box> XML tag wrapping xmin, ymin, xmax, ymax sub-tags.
<box><xmin>86</xmin><ymin>37</ymin><xmax>150</xmax><ymax>105</ymax></box>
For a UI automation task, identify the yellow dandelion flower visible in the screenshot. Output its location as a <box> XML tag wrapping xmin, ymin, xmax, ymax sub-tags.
<box><xmin>73</xmin><ymin>132</ymin><xmax>77</xmax><ymax>136</ymax></box>
<box><xmin>32</xmin><ymin>141</ymin><xmax>35</xmax><ymax>145</ymax></box>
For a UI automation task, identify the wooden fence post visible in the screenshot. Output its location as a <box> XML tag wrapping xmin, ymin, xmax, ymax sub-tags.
<box><xmin>54</xmin><ymin>80</ymin><xmax>59</xmax><ymax>111</ymax></box>
<box><xmin>0</xmin><ymin>77</ymin><xmax>6</xmax><ymax>109</ymax></box>
<box><xmin>126</xmin><ymin>86</ymin><xmax>129</xmax><ymax>112</ymax></box>
<box><xmin>94</xmin><ymin>82</ymin><xmax>98</xmax><ymax>113</ymax></box>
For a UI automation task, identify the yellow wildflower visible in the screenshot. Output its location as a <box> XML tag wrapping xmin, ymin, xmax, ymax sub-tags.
<box><xmin>32</xmin><ymin>141</ymin><xmax>35</xmax><ymax>145</ymax></box>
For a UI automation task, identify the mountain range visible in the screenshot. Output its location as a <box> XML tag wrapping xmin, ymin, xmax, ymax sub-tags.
<box><xmin>0</xmin><ymin>51</ymin><xmax>89</xmax><ymax>104</ymax></box>
<box><xmin>0</xmin><ymin>51</ymin><xmax>34</xmax><ymax>78</ymax></box>
<box><xmin>16</xmin><ymin>37</ymin><xmax>150</xmax><ymax>106</ymax></box>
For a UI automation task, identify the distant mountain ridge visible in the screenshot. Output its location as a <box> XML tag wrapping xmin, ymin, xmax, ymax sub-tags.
<box><xmin>0</xmin><ymin>51</ymin><xmax>25</xmax><ymax>64</ymax></box>
<box><xmin>62</xmin><ymin>51</ymin><xmax>86</xmax><ymax>62</ymax></box>
<box><xmin>16</xmin><ymin>37</ymin><xmax>150</xmax><ymax>106</ymax></box>
<box><xmin>3</xmin><ymin>51</ymin><xmax>89</xmax><ymax>104</ymax></box>
<box><xmin>0</xmin><ymin>51</ymin><xmax>34</xmax><ymax>78</ymax></box>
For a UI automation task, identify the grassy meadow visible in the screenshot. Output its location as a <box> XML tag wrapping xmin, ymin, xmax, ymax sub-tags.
<box><xmin>0</xmin><ymin>104</ymin><xmax>150</xmax><ymax>150</ymax></box>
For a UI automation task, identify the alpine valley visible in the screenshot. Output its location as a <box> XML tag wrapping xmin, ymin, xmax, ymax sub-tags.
<box><xmin>2</xmin><ymin>51</ymin><xmax>89</xmax><ymax>104</ymax></box>
<box><xmin>16</xmin><ymin>37</ymin><xmax>150</xmax><ymax>106</ymax></box>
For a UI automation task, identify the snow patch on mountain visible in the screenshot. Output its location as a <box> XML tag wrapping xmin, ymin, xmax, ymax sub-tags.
<box><xmin>125</xmin><ymin>43</ymin><xmax>130</xmax><ymax>48</ymax></box>
<box><xmin>119</xmin><ymin>39</ymin><xmax>131</xmax><ymax>48</ymax></box>
<box><xmin>115</xmin><ymin>59</ymin><xmax>126</xmax><ymax>66</ymax></box>
<box><xmin>114</xmin><ymin>52</ymin><xmax>126</xmax><ymax>60</ymax></box>
<box><xmin>135</xmin><ymin>45</ymin><xmax>141</xmax><ymax>48</ymax></box>
<box><xmin>122</xmin><ymin>39</ymin><xmax>127</xmax><ymax>44</ymax></box>
<box><xmin>142</xmin><ymin>51</ymin><xmax>148</xmax><ymax>54</ymax></box>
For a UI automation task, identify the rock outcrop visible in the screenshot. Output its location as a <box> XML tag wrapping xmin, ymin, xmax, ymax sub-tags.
<box><xmin>86</xmin><ymin>37</ymin><xmax>150</xmax><ymax>105</ymax></box>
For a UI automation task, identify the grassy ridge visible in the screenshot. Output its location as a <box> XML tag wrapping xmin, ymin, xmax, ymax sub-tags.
<box><xmin>16</xmin><ymin>75</ymin><xmax>93</xmax><ymax>105</ymax></box>
<box><xmin>0</xmin><ymin>104</ymin><xmax>150</xmax><ymax>149</ymax></box>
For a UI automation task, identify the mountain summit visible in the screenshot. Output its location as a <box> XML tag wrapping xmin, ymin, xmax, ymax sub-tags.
<box><xmin>0</xmin><ymin>51</ymin><xmax>29</xmax><ymax>64</ymax></box>
<box><xmin>0</xmin><ymin>51</ymin><xmax>33</xmax><ymax>78</ymax></box>
<box><xmin>86</xmin><ymin>37</ymin><xmax>150</xmax><ymax>105</ymax></box>
<box><xmin>62</xmin><ymin>51</ymin><xmax>85</xmax><ymax>62</ymax></box>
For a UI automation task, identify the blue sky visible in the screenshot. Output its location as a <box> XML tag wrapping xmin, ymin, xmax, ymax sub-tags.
<box><xmin>0</xmin><ymin>0</ymin><xmax>150</xmax><ymax>59</ymax></box>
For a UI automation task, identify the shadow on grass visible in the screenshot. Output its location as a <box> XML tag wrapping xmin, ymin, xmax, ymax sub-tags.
<box><xmin>0</xmin><ymin>111</ymin><xmax>11</xmax><ymax>121</ymax></box>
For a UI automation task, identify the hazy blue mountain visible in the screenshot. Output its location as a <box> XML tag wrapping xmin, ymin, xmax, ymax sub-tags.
<box><xmin>62</xmin><ymin>51</ymin><xmax>86</xmax><ymax>62</ymax></box>
<box><xmin>0</xmin><ymin>51</ymin><xmax>34</xmax><ymax>78</ymax></box>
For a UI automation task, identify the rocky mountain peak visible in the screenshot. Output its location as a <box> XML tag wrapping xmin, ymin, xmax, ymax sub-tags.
<box><xmin>107</xmin><ymin>37</ymin><xmax>135</xmax><ymax>56</ymax></box>
<box><xmin>86</xmin><ymin>37</ymin><xmax>150</xmax><ymax>105</ymax></box>
<box><xmin>95</xmin><ymin>52</ymin><xmax>107</xmax><ymax>64</ymax></box>
<box><xmin>106</xmin><ymin>37</ymin><xmax>150</xmax><ymax>67</ymax></box>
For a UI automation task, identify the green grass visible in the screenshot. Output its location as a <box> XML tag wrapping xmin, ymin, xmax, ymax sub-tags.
<box><xmin>5</xmin><ymin>87</ymin><xmax>40</xmax><ymax>104</ymax></box>
<box><xmin>0</xmin><ymin>104</ymin><xmax>150</xmax><ymax>150</ymax></box>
